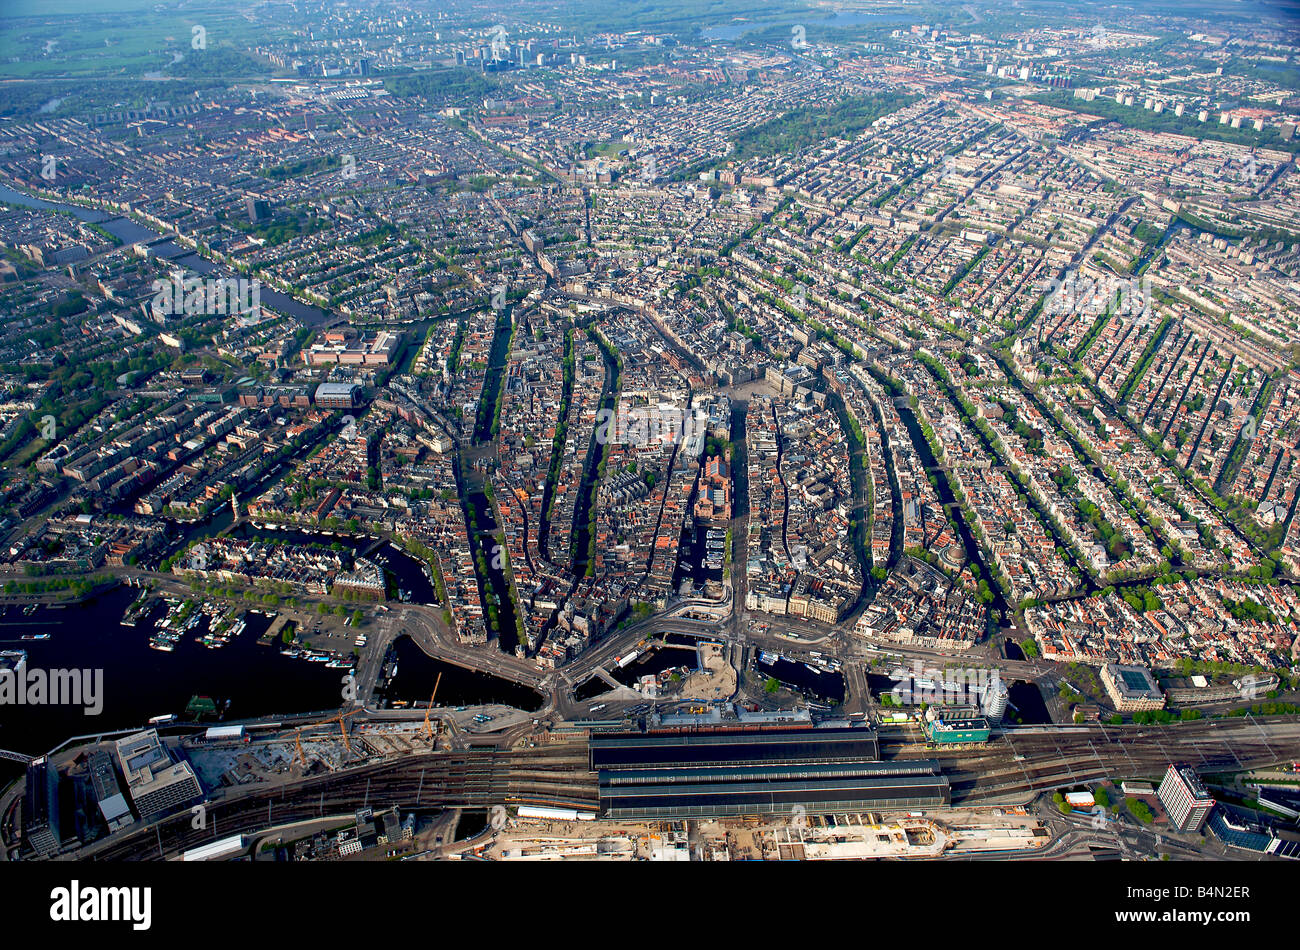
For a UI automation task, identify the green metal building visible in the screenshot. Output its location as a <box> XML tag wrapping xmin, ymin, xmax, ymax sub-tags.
<box><xmin>924</xmin><ymin>711</ymin><xmax>991</xmax><ymax>745</ymax></box>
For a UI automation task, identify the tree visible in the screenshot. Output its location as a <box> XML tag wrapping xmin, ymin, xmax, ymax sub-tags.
<box><xmin>1126</xmin><ymin>797</ymin><xmax>1154</xmax><ymax>824</ymax></box>
<box><xmin>764</xmin><ymin>677</ymin><xmax>780</xmax><ymax>694</ymax></box>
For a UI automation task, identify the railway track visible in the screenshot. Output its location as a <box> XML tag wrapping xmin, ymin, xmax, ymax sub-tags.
<box><xmin>84</xmin><ymin>747</ymin><xmax>598</xmax><ymax>861</ymax></box>
<box><xmin>75</xmin><ymin>717</ymin><xmax>1300</xmax><ymax>858</ymax></box>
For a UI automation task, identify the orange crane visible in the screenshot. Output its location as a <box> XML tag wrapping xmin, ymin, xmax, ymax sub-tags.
<box><xmin>294</xmin><ymin>727</ymin><xmax>306</xmax><ymax>768</ymax></box>
<box><xmin>331</xmin><ymin>707</ymin><xmax>362</xmax><ymax>755</ymax></box>
<box><xmin>422</xmin><ymin>672</ymin><xmax>443</xmax><ymax>742</ymax></box>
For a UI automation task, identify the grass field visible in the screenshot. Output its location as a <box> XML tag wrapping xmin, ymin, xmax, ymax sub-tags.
<box><xmin>0</xmin><ymin>6</ymin><xmax>267</xmax><ymax>80</ymax></box>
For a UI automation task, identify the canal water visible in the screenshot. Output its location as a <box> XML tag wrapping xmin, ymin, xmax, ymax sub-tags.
<box><xmin>755</xmin><ymin>656</ymin><xmax>845</xmax><ymax>704</ymax></box>
<box><xmin>0</xmin><ymin>587</ymin><xmax>343</xmax><ymax>762</ymax></box>
<box><xmin>574</xmin><ymin>675</ymin><xmax>611</xmax><ymax>701</ymax></box>
<box><xmin>570</xmin><ymin>329</ymin><xmax>620</xmax><ymax>578</ymax></box>
<box><xmin>1006</xmin><ymin>681</ymin><xmax>1052</xmax><ymax>725</ymax></box>
<box><xmin>0</xmin><ymin>185</ymin><xmax>329</xmax><ymax>325</ymax></box>
<box><xmin>226</xmin><ymin>524</ymin><xmax>438</xmax><ymax>605</ymax></box>
<box><xmin>610</xmin><ymin>644</ymin><xmax>697</xmax><ymax>687</ymax></box>
<box><xmin>673</xmin><ymin>523</ymin><xmax>728</xmax><ymax>593</ymax></box>
<box><xmin>376</xmin><ymin>635</ymin><xmax>542</xmax><ymax>710</ymax></box>
<box><xmin>463</xmin><ymin>488</ymin><xmax>520</xmax><ymax>654</ymax></box>
<box><xmin>893</xmin><ymin>400</ymin><xmax>1010</xmax><ymax>619</ymax></box>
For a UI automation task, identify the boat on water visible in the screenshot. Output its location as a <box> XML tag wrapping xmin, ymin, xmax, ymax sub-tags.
<box><xmin>121</xmin><ymin>589</ymin><xmax>153</xmax><ymax>627</ymax></box>
<box><xmin>149</xmin><ymin>639</ymin><xmax>175</xmax><ymax>653</ymax></box>
<box><xmin>185</xmin><ymin>695</ymin><xmax>219</xmax><ymax>719</ymax></box>
<box><xmin>20</xmin><ymin>634</ymin><xmax>51</xmax><ymax>641</ymax></box>
<box><xmin>0</xmin><ymin>649</ymin><xmax>27</xmax><ymax>674</ymax></box>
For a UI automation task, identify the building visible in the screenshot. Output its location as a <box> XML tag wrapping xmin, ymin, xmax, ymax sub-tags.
<box><xmin>23</xmin><ymin>756</ymin><xmax>61</xmax><ymax>857</ymax></box>
<box><xmin>590</xmin><ymin>725</ymin><xmax>881</xmax><ymax>771</ymax></box>
<box><xmin>304</xmin><ymin>329</ymin><xmax>403</xmax><ymax>367</ymax></box>
<box><xmin>1101</xmin><ymin>663</ymin><xmax>1165</xmax><ymax>712</ymax></box>
<box><xmin>115</xmin><ymin>729</ymin><xmax>203</xmax><ymax>820</ymax></box>
<box><xmin>923</xmin><ymin>706</ymin><xmax>991</xmax><ymax>745</ymax></box>
<box><xmin>1208</xmin><ymin>806</ymin><xmax>1300</xmax><ymax>858</ymax></box>
<box><xmin>591</xmin><ymin>726</ymin><xmax>948</xmax><ymax>819</ymax></box>
<box><xmin>88</xmin><ymin>749</ymin><xmax>135</xmax><ymax>832</ymax></box>
<box><xmin>981</xmin><ymin>678</ymin><xmax>1009</xmax><ymax>722</ymax></box>
<box><xmin>314</xmin><ymin>381</ymin><xmax>362</xmax><ymax>410</ymax></box>
<box><xmin>331</xmin><ymin>556</ymin><xmax>386</xmax><ymax>600</ymax></box>
<box><xmin>1158</xmin><ymin>764</ymin><xmax>1215</xmax><ymax>833</ymax></box>
<box><xmin>693</xmin><ymin>453</ymin><xmax>732</xmax><ymax>525</ymax></box>
<box><xmin>245</xmin><ymin>195</ymin><xmax>272</xmax><ymax>223</ymax></box>
<box><xmin>1256</xmin><ymin>787</ymin><xmax>1300</xmax><ymax>821</ymax></box>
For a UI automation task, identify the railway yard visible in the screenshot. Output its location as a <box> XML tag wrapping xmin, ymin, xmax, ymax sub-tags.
<box><xmin>23</xmin><ymin>711</ymin><xmax>1293</xmax><ymax>862</ymax></box>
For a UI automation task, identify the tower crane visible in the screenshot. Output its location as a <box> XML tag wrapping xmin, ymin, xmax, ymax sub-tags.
<box><xmin>331</xmin><ymin>707</ymin><xmax>362</xmax><ymax>755</ymax></box>
<box><xmin>422</xmin><ymin>672</ymin><xmax>443</xmax><ymax>743</ymax></box>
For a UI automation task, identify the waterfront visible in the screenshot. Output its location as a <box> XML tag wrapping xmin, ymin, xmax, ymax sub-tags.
<box><xmin>0</xmin><ymin>185</ymin><xmax>330</xmax><ymax>325</ymax></box>
<box><xmin>377</xmin><ymin>635</ymin><xmax>544</xmax><ymax>710</ymax></box>
<box><xmin>755</xmin><ymin>655</ymin><xmax>846</xmax><ymax>704</ymax></box>
<box><xmin>0</xmin><ymin>587</ymin><xmax>343</xmax><ymax>762</ymax></box>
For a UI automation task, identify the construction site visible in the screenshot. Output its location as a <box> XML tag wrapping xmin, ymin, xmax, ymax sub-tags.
<box><xmin>474</xmin><ymin>808</ymin><xmax>1050</xmax><ymax>861</ymax></box>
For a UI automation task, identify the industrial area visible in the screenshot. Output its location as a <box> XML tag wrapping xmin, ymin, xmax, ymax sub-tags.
<box><xmin>6</xmin><ymin>611</ymin><xmax>1299</xmax><ymax>862</ymax></box>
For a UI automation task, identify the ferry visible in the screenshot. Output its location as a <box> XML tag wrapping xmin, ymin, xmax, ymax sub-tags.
<box><xmin>149</xmin><ymin>638</ymin><xmax>176</xmax><ymax>652</ymax></box>
<box><xmin>20</xmin><ymin>633</ymin><xmax>51</xmax><ymax>641</ymax></box>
